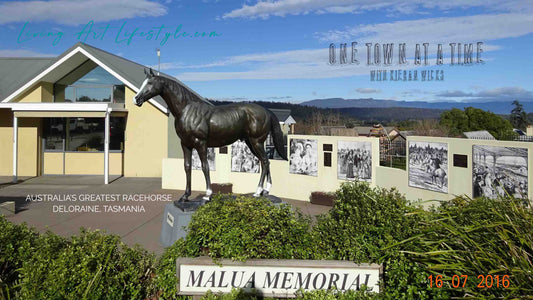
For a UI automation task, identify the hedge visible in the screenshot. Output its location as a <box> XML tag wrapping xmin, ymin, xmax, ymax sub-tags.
<box><xmin>1</xmin><ymin>181</ymin><xmax>532</xmax><ymax>299</ymax></box>
<box><xmin>0</xmin><ymin>219</ymin><xmax>156</xmax><ymax>299</ymax></box>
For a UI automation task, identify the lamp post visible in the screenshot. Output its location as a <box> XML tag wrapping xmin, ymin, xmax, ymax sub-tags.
<box><xmin>157</xmin><ymin>48</ymin><xmax>161</xmax><ymax>74</ymax></box>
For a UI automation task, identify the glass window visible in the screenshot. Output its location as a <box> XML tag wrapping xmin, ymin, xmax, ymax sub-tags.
<box><xmin>64</xmin><ymin>86</ymin><xmax>75</xmax><ymax>102</ymax></box>
<box><xmin>43</xmin><ymin>118</ymin><xmax>65</xmax><ymax>150</ymax></box>
<box><xmin>110</xmin><ymin>117</ymin><xmax>125</xmax><ymax>150</ymax></box>
<box><xmin>54</xmin><ymin>64</ymin><xmax>125</xmax><ymax>103</ymax></box>
<box><xmin>67</xmin><ymin>117</ymin><xmax>104</xmax><ymax>151</ymax></box>
<box><xmin>76</xmin><ymin>87</ymin><xmax>112</xmax><ymax>102</ymax></box>
<box><xmin>44</xmin><ymin>117</ymin><xmax>125</xmax><ymax>152</ymax></box>
<box><xmin>113</xmin><ymin>85</ymin><xmax>125</xmax><ymax>103</ymax></box>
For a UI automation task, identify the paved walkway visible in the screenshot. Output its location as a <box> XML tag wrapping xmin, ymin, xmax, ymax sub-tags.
<box><xmin>1</xmin><ymin>176</ymin><xmax>331</xmax><ymax>255</ymax></box>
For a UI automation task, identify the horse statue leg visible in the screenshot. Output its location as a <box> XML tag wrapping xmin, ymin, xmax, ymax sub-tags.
<box><xmin>246</xmin><ymin>139</ymin><xmax>270</xmax><ymax>197</ymax></box>
<box><xmin>196</xmin><ymin>145</ymin><xmax>213</xmax><ymax>201</ymax></box>
<box><xmin>263</xmin><ymin>171</ymin><xmax>272</xmax><ymax>196</ymax></box>
<box><xmin>179</xmin><ymin>144</ymin><xmax>192</xmax><ymax>202</ymax></box>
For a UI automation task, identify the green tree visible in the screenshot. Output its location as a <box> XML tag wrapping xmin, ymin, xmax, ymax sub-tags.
<box><xmin>440</xmin><ymin>107</ymin><xmax>513</xmax><ymax>139</ymax></box>
<box><xmin>439</xmin><ymin>108</ymin><xmax>469</xmax><ymax>136</ymax></box>
<box><xmin>510</xmin><ymin>100</ymin><xmax>528</xmax><ymax>130</ymax></box>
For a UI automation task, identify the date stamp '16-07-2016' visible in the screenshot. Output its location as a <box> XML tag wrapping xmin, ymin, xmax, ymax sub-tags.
<box><xmin>428</xmin><ymin>275</ymin><xmax>511</xmax><ymax>289</ymax></box>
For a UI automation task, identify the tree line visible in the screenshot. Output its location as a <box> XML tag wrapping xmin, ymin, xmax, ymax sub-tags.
<box><xmin>209</xmin><ymin>99</ymin><xmax>530</xmax><ymax>138</ymax></box>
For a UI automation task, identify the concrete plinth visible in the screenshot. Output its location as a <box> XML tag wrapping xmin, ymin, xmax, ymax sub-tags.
<box><xmin>160</xmin><ymin>202</ymin><xmax>197</xmax><ymax>247</ymax></box>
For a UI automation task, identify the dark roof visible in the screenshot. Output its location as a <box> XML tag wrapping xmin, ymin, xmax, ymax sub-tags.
<box><xmin>0</xmin><ymin>57</ymin><xmax>54</xmax><ymax>100</ymax></box>
<box><xmin>1</xmin><ymin>43</ymin><xmax>90</xmax><ymax>102</ymax></box>
<box><xmin>1</xmin><ymin>42</ymin><xmax>209</xmax><ymax>110</ymax></box>
<box><xmin>268</xmin><ymin>109</ymin><xmax>291</xmax><ymax>122</ymax></box>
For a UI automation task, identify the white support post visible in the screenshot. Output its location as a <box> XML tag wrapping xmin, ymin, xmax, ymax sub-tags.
<box><xmin>12</xmin><ymin>116</ymin><xmax>18</xmax><ymax>183</ymax></box>
<box><xmin>104</xmin><ymin>109</ymin><xmax>110</xmax><ymax>184</ymax></box>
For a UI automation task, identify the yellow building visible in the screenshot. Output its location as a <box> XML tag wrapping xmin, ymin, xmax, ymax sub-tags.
<box><xmin>0</xmin><ymin>42</ymin><xmax>194</xmax><ymax>182</ymax></box>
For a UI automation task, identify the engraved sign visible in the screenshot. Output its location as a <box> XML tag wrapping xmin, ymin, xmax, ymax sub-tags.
<box><xmin>177</xmin><ymin>257</ymin><xmax>382</xmax><ymax>297</ymax></box>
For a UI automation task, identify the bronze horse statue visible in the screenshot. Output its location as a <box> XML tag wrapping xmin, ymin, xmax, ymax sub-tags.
<box><xmin>133</xmin><ymin>69</ymin><xmax>287</xmax><ymax>203</ymax></box>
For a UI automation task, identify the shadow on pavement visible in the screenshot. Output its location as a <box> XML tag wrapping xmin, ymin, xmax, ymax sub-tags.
<box><xmin>0</xmin><ymin>196</ymin><xmax>31</xmax><ymax>213</ymax></box>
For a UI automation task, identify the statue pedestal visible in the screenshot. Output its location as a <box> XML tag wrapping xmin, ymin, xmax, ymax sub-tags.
<box><xmin>160</xmin><ymin>197</ymin><xmax>205</xmax><ymax>247</ymax></box>
<box><xmin>160</xmin><ymin>194</ymin><xmax>286</xmax><ymax>247</ymax></box>
<box><xmin>160</xmin><ymin>203</ymin><xmax>192</xmax><ymax>247</ymax></box>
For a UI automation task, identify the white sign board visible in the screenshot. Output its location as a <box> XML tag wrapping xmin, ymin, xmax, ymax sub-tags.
<box><xmin>177</xmin><ymin>257</ymin><xmax>382</xmax><ymax>298</ymax></box>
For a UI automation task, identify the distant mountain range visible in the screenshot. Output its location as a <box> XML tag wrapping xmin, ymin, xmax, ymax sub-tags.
<box><xmin>300</xmin><ymin>98</ymin><xmax>528</xmax><ymax>115</ymax></box>
<box><xmin>212</xmin><ymin>99</ymin><xmax>445</xmax><ymax>122</ymax></box>
<box><xmin>336</xmin><ymin>107</ymin><xmax>444</xmax><ymax>121</ymax></box>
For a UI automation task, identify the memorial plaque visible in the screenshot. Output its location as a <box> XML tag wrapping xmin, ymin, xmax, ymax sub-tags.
<box><xmin>453</xmin><ymin>154</ymin><xmax>468</xmax><ymax>168</ymax></box>
<box><xmin>177</xmin><ymin>257</ymin><xmax>382</xmax><ymax>297</ymax></box>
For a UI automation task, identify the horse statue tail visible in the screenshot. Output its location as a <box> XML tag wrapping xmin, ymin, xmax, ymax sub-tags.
<box><xmin>268</xmin><ymin>110</ymin><xmax>288</xmax><ymax>160</ymax></box>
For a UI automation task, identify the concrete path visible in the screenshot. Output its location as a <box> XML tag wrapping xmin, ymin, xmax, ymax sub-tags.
<box><xmin>1</xmin><ymin>176</ymin><xmax>331</xmax><ymax>256</ymax></box>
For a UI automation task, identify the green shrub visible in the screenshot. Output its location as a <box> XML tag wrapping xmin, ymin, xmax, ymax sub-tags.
<box><xmin>0</xmin><ymin>216</ymin><xmax>156</xmax><ymax>300</ymax></box>
<box><xmin>202</xmin><ymin>288</ymin><xmax>258</xmax><ymax>299</ymax></box>
<box><xmin>3</xmin><ymin>183</ymin><xmax>532</xmax><ymax>300</ymax></box>
<box><xmin>18</xmin><ymin>229</ymin><xmax>156</xmax><ymax>299</ymax></box>
<box><xmin>295</xmin><ymin>288</ymin><xmax>374</xmax><ymax>299</ymax></box>
<box><xmin>183</xmin><ymin>194</ymin><xmax>314</xmax><ymax>261</ymax></box>
<box><xmin>312</xmin><ymin>181</ymin><xmax>448</xmax><ymax>299</ymax></box>
<box><xmin>154</xmin><ymin>239</ymin><xmax>191</xmax><ymax>300</ymax></box>
<box><xmin>401</xmin><ymin>196</ymin><xmax>533</xmax><ymax>298</ymax></box>
<box><xmin>0</xmin><ymin>216</ymin><xmax>45</xmax><ymax>299</ymax></box>
<box><xmin>200</xmin><ymin>288</ymin><xmax>374</xmax><ymax>300</ymax></box>
<box><xmin>154</xmin><ymin>194</ymin><xmax>315</xmax><ymax>299</ymax></box>
<box><xmin>312</xmin><ymin>181</ymin><xmax>423</xmax><ymax>261</ymax></box>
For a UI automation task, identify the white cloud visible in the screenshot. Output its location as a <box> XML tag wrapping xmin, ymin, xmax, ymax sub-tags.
<box><xmin>476</xmin><ymin>87</ymin><xmax>533</xmax><ymax>98</ymax></box>
<box><xmin>165</xmin><ymin>49</ymin><xmax>328</xmax><ymax>71</ymax></box>
<box><xmin>210</xmin><ymin>97</ymin><xmax>250</xmax><ymax>102</ymax></box>
<box><xmin>149</xmin><ymin>62</ymin><xmax>187</xmax><ymax>70</ymax></box>
<box><xmin>175</xmin><ymin>12</ymin><xmax>524</xmax><ymax>81</ymax></box>
<box><xmin>315</xmin><ymin>13</ymin><xmax>533</xmax><ymax>44</ymax></box>
<box><xmin>0</xmin><ymin>0</ymin><xmax>167</xmax><ymax>25</ymax></box>
<box><xmin>173</xmin><ymin>38</ymin><xmax>499</xmax><ymax>81</ymax></box>
<box><xmin>435</xmin><ymin>86</ymin><xmax>533</xmax><ymax>101</ymax></box>
<box><xmin>438</xmin><ymin>90</ymin><xmax>473</xmax><ymax>97</ymax></box>
<box><xmin>223</xmin><ymin>0</ymin><xmax>532</xmax><ymax>19</ymax></box>
<box><xmin>0</xmin><ymin>49</ymin><xmax>56</xmax><ymax>57</ymax></box>
<box><xmin>175</xmin><ymin>53</ymin><xmax>423</xmax><ymax>81</ymax></box>
<box><xmin>356</xmin><ymin>88</ymin><xmax>381</xmax><ymax>94</ymax></box>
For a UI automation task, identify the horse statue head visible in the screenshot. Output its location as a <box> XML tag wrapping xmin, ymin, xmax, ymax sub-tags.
<box><xmin>133</xmin><ymin>68</ymin><xmax>162</xmax><ymax>107</ymax></box>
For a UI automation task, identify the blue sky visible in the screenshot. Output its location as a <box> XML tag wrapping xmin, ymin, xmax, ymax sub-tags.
<box><xmin>1</xmin><ymin>0</ymin><xmax>533</xmax><ymax>104</ymax></box>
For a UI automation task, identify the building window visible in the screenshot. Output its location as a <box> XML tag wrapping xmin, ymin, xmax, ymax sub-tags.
<box><xmin>54</xmin><ymin>62</ymin><xmax>125</xmax><ymax>103</ymax></box>
<box><xmin>43</xmin><ymin>118</ymin><xmax>65</xmax><ymax>151</ymax></box>
<box><xmin>43</xmin><ymin>117</ymin><xmax>125</xmax><ymax>152</ymax></box>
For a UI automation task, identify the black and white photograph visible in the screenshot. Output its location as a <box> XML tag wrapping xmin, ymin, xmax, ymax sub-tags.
<box><xmin>337</xmin><ymin>141</ymin><xmax>372</xmax><ymax>181</ymax></box>
<box><xmin>231</xmin><ymin>140</ymin><xmax>260</xmax><ymax>173</ymax></box>
<box><xmin>473</xmin><ymin>145</ymin><xmax>528</xmax><ymax>199</ymax></box>
<box><xmin>408</xmin><ymin>141</ymin><xmax>448</xmax><ymax>193</ymax></box>
<box><xmin>191</xmin><ymin>148</ymin><xmax>216</xmax><ymax>171</ymax></box>
<box><xmin>289</xmin><ymin>139</ymin><xmax>318</xmax><ymax>176</ymax></box>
